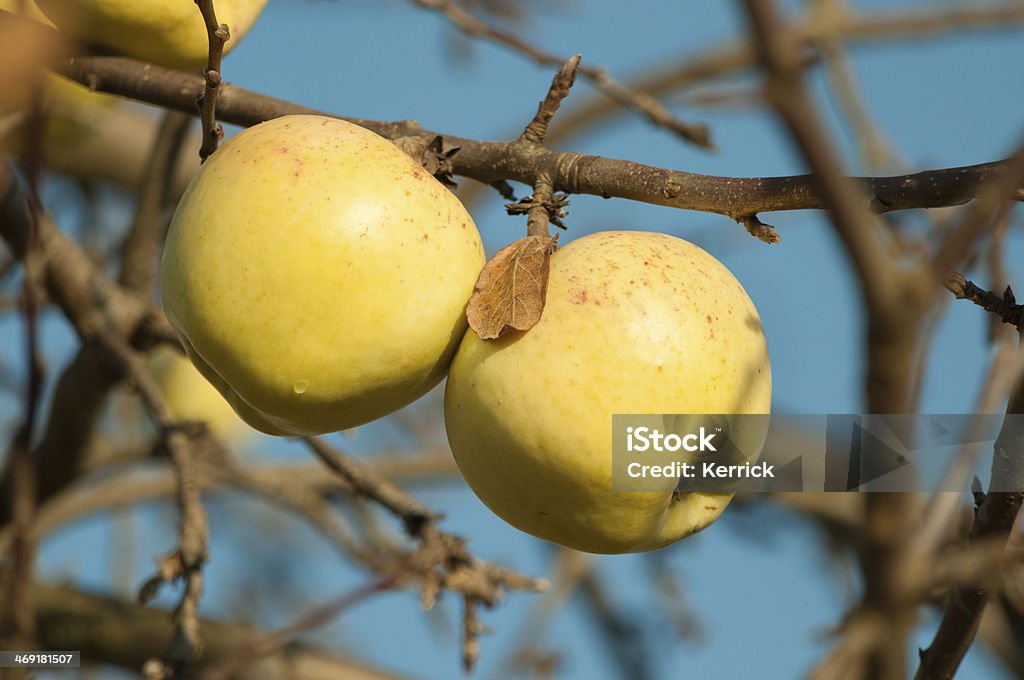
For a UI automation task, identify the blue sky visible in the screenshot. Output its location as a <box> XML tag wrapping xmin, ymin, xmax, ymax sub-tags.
<box><xmin>15</xmin><ymin>1</ymin><xmax>1024</xmax><ymax>678</ymax></box>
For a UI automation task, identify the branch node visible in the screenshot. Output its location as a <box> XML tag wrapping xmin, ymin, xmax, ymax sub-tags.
<box><xmin>506</xmin><ymin>179</ymin><xmax>569</xmax><ymax>236</ymax></box>
<box><xmin>392</xmin><ymin>134</ymin><xmax>460</xmax><ymax>187</ymax></box>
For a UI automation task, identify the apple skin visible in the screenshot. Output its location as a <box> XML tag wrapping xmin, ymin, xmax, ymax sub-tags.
<box><xmin>160</xmin><ymin>115</ymin><xmax>485</xmax><ymax>436</ymax></box>
<box><xmin>444</xmin><ymin>231</ymin><xmax>771</xmax><ymax>554</ymax></box>
<box><xmin>33</xmin><ymin>0</ymin><xmax>268</xmax><ymax>69</ymax></box>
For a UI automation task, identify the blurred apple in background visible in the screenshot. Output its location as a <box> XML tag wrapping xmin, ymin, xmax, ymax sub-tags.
<box><xmin>146</xmin><ymin>346</ymin><xmax>254</xmax><ymax>443</ymax></box>
<box><xmin>33</xmin><ymin>0</ymin><xmax>269</xmax><ymax>70</ymax></box>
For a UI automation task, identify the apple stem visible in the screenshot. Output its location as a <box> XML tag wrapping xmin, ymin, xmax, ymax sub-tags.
<box><xmin>194</xmin><ymin>0</ymin><xmax>230</xmax><ymax>162</ymax></box>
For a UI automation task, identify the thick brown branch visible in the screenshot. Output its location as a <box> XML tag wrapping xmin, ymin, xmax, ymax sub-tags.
<box><xmin>33</xmin><ymin>43</ymin><xmax>1021</xmax><ymax>238</ymax></box>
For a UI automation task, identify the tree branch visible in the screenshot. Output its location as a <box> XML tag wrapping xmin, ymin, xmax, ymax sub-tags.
<box><xmin>304</xmin><ymin>437</ymin><xmax>547</xmax><ymax>673</ymax></box>
<box><xmin>0</xmin><ymin>18</ymin><xmax>999</xmax><ymax>238</ymax></box>
<box><xmin>0</xmin><ymin>160</ymin><xmax>153</xmax><ymax>525</ymax></box>
<box><xmin>22</xmin><ymin>580</ymin><xmax>408</xmax><ymax>680</ymax></box>
<box><xmin>915</xmin><ymin>380</ymin><xmax>1024</xmax><ymax>679</ymax></box>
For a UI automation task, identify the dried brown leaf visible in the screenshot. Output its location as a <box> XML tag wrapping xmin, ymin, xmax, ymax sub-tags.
<box><xmin>466</xmin><ymin>234</ymin><xmax>557</xmax><ymax>340</ymax></box>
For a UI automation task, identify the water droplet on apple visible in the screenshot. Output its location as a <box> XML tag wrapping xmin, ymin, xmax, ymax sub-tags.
<box><xmin>293</xmin><ymin>380</ymin><xmax>309</xmax><ymax>395</ymax></box>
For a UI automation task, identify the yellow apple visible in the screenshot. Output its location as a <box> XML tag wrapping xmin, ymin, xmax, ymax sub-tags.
<box><xmin>444</xmin><ymin>231</ymin><xmax>771</xmax><ymax>554</ymax></box>
<box><xmin>160</xmin><ymin>115</ymin><xmax>485</xmax><ymax>436</ymax></box>
<box><xmin>33</xmin><ymin>0</ymin><xmax>268</xmax><ymax>70</ymax></box>
<box><xmin>146</xmin><ymin>346</ymin><xmax>253</xmax><ymax>443</ymax></box>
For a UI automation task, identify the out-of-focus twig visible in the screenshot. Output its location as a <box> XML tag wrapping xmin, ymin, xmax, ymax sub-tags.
<box><xmin>119</xmin><ymin>110</ymin><xmax>191</xmax><ymax>294</ymax></box>
<box><xmin>492</xmin><ymin>549</ymin><xmax>590</xmax><ymax>680</ymax></box>
<box><xmin>810</xmin><ymin>0</ymin><xmax>898</xmax><ymax>172</ymax></box>
<box><xmin>97</xmin><ymin>332</ymin><xmax>209</xmax><ymax>672</ymax></box>
<box><xmin>0</xmin><ymin>154</ymin><xmax>183</xmax><ymax>527</ymax></box>
<box><xmin>544</xmin><ymin>2</ymin><xmax>1024</xmax><ymax>150</ymax></box>
<box><xmin>0</xmin><ymin>71</ymin><xmax>46</xmax><ymax>665</ymax></box>
<box><xmin>409</xmin><ymin>0</ymin><xmax>713</xmax><ymax>148</ymax></box>
<box><xmin>741</xmin><ymin>3</ymin><xmax>928</xmax><ymax>680</ymax></box>
<box><xmin>18</xmin><ymin>580</ymin><xmax>408</xmax><ymax>680</ymax></box>
<box><xmin>304</xmin><ymin>437</ymin><xmax>547</xmax><ymax>672</ymax></box>
<box><xmin>916</xmin><ymin>373</ymin><xmax>1024</xmax><ymax>679</ymax></box>
<box><xmin>198</xmin><ymin>575</ymin><xmax>399</xmax><ymax>680</ymax></box>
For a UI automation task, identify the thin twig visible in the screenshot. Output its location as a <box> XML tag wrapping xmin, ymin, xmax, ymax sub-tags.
<box><xmin>304</xmin><ymin>437</ymin><xmax>547</xmax><ymax>673</ymax></box>
<box><xmin>945</xmin><ymin>274</ymin><xmax>1024</xmax><ymax>334</ymax></box>
<box><xmin>409</xmin><ymin>0</ymin><xmax>712</xmax><ymax>148</ymax></box>
<box><xmin>543</xmin><ymin>2</ymin><xmax>1024</xmax><ymax>150</ymax></box>
<box><xmin>195</xmin><ymin>0</ymin><xmax>229</xmax><ymax>162</ymax></box>
<box><xmin>813</xmin><ymin>0</ymin><xmax>898</xmax><ymax>172</ymax></box>
<box><xmin>200</xmin><ymin>575</ymin><xmax>399</xmax><ymax>680</ymax></box>
<box><xmin>514</xmin><ymin>57</ymin><xmax>579</xmax><ymax>238</ymax></box>
<box><xmin>491</xmin><ymin>549</ymin><xmax>590</xmax><ymax>680</ymax></box>
<box><xmin>305</xmin><ymin>437</ymin><xmax>438</xmax><ymax>535</ymax></box>
<box><xmin>520</xmin><ymin>55</ymin><xmax>580</xmax><ymax>146</ymax></box>
<box><xmin>19</xmin><ymin>581</ymin><xmax>407</xmax><ymax>680</ymax></box>
<box><xmin>0</xmin><ymin>160</ymin><xmax>159</xmax><ymax>528</ymax></box>
<box><xmin>524</xmin><ymin>176</ymin><xmax>555</xmax><ymax>237</ymax></box>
